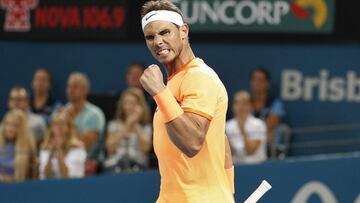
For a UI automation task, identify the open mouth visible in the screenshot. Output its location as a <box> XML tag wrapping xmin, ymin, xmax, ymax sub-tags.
<box><xmin>156</xmin><ymin>49</ymin><xmax>170</xmax><ymax>56</ymax></box>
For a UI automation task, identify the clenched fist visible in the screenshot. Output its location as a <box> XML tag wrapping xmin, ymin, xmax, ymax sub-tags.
<box><xmin>140</xmin><ymin>64</ymin><xmax>166</xmax><ymax>96</ymax></box>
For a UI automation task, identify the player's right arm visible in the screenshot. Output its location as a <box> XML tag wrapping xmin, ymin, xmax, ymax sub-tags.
<box><xmin>140</xmin><ymin>64</ymin><xmax>216</xmax><ymax>158</ymax></box>
<box><xmin>165</xmin><ymin>112</ymin><xmax>210</xmax><ymax>157</ymax></box>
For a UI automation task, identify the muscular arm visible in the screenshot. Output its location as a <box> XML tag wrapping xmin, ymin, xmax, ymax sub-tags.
<box><xmin>166</xmin><ymin>112</ymin><xmax>210</xmax><ymax>158</ymax></box>
<box><xmin>139</xmin><ymin>64</ymin><xmax>212</xmax><ymax>158</ymax></box>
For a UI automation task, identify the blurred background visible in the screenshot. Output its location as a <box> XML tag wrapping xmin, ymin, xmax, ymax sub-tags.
<box><xmin>0</xmin><ymin>0</ymin><xmax>359</xmax><ymax>202</ymax></box>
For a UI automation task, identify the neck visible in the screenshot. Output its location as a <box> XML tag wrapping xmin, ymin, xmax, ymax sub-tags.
<box><xmin>253</xmin><ymin>91</ymin><xmax>267</xmax><ymax>101</ymax></box>
<box><xmin>165</xmin><ymin>45</ymin><xmax>195</xmax><ymax>77</ymax></box>
<box><xmin>236</xmin><ymin>113</ymin><xmax>248</xmax><ymax>121</ymax></box>
<box><xmin>71</xmin><ymin>100</ymin><xmax>85</xmax><ymax>114</ymax></box>
<box><xmin>5</xmin><ymin>137</ymin><xmax>16</xmax><ymax>144</ymax></box>
<box><xmin>35</xmin><ymin>90</ymin><xmax>48</xmax><ymax>98</ymax></box>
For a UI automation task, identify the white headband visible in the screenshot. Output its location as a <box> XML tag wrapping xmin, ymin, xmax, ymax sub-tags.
<box><xmin>141</xmin><ymin>10</ymin><xmax>184</xmax><ymax>30</ymax></box>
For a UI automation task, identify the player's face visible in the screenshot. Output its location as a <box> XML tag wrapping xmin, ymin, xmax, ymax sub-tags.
<box><xmin>143</xmin><ymin>21</ymin><xmax>184</xmax><ymax>64</ymax></box>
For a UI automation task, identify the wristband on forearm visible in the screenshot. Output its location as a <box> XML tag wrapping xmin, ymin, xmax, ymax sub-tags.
<box><xmin>153</xmin><ymin>87</ymin><xmax>184</xmax><ymax>123</ymax></box>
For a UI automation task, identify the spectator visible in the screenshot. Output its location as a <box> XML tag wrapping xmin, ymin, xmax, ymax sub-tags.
<box><xmin>124</xmin><ymin>63</ymin><xmax>157</xmax><ymax>168</ymax></box>
<box><xmin>125</xmin><ymin>63</ymin><xmax>157</xmax><ymax>111</ymax></box>
<box><xmin>30</xmin><ymin>68</ymin><xmax>61</xmax><ymax>124</ymax></box>
<box><xmin>8</xmin><ymin>85</ymin><xmax>47</xmax><ymax>144</ymax></box>
<box><xmin>104</xmin><ymin>88</ymin><xmax>151</xmax><ymax>173</ymax></box>
<box><xmin>39</xmin><ymin>112</ymin><xmax>86</xmax><ymax>179</ymax></box>
<box><xmin>65</xmin><ymin>72</ymin><xmax>105</xmax><ymax>175</ymax></box>
<box><xmin>126</xmin><ymin>63</ymin><xmax>146</xmax><ymax>90</ymax></box>
<box><xmin>226</xmin><ymin>91</ymin><xmax>267</xmax><ymax>165</ymax></box>
<box><xmin>250</xmin><ymin>68</ymin><xmax>285</xmax><ymax>144</ymax></box>
<box><xmin>0</xmin><ymin>109</ymin><xmax>37</xmax><ymax>182</ymax></box>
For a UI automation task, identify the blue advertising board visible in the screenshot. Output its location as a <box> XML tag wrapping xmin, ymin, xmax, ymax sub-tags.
<box><xmin>0</xmin><ymin>153</ymin><xmax>359</xmax><ymax>203</ymax></box>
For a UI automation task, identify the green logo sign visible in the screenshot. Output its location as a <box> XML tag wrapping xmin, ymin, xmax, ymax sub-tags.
<box><xmin>172</xmin><ymin>0</ymin><xmax>335</xmax><ymax>33</ymax></box>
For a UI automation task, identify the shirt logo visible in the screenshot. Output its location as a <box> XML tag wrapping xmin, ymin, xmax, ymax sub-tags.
<box><xmin>145</xmin><ymin>13</ymin><xmax>157</xmax><ymax>21</ymax></box>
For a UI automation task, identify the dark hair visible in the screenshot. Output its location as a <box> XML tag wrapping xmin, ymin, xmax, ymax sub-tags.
<box><xmin>141</xmin><ymin>0</ymin><xmax>183</xmax><ymax>19</ymax></box>
<box><xmin>32</xmin><ymin>68</ymin><xmax>52</xmax><ymax>85</ymax></box>
<box><xmin>126</xmin><ymin>63</ymin><xmax>146</xmax><ymax>75</ymax></box>
<box><xmin>250</xmin><ymin>67</ymin><xmax>271</xmax><ymax>82</ymax></box>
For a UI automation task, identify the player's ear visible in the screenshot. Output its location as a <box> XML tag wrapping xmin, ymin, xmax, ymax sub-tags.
<box><xmin>179</xmin><ymin>24</ymin><xmax>189</xmax><ymax>40</ymax></box>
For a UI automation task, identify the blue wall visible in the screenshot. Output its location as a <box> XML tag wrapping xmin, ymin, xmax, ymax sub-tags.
<box><xmin>1</xmin><ymin>41</ymin><xmax>360</xmax><ymax>154</ymax></box>
<box><xmin>0</xmin><ymin>153</ymin><xmax>359</xmax><ymax>203</ymax></box>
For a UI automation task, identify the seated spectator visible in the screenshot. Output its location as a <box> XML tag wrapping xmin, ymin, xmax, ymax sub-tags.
<box><xmin>125</xmin><ymin>63</ymin><xmax>157</xmax><ymax>168</ymax></box>
<box><xmin>125</xmin><ymin>63</ymin><xmax>156</xmax><ymax>110</ymax></box>
<box><xmin>39</xmin><ymin>112</ymin><xmax>86</xmax><ymax>179</ymax></box>
<box><xmin>0</xmin><ymin>109</ymin><xmax>37</xmax><ymax>182</ymax></box>
<box><xmin>104</xmin><ymin>88</ymin><xmax>151</xmax><ymax>173</ymax></box>
<box><xmin>30</xmin><ymin>68</ymin><xmax>61</xmax><ymax>124</ymax></box>
<box><xmin>64</xmin><ymin>72</ymin><xmax>105</xmax><ymax>176</ymax></box>
<box><xmin>226</xmin><ymin>91</ymin><xmax>267</xmax><ymax>165</ymax></box>
<box><xmin>8</xmin><ymin>85</ymin><xmax>47</xmax><ymax>145</ymax></box>
<box><xmin>250</xmin><ymin>68</ymin><xmax>285</xmax><ymax>144</ymax></box>
<box><xmin>126</xmin><ymin>63</ymin><xmax>146</xmax><ymax>90</ymax></box>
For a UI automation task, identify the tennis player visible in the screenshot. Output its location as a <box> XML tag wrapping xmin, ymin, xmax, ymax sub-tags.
<box><xmin>139</xmin><ymin>1</ymin><xmax>234</xmax><ymax>202</ymax></box>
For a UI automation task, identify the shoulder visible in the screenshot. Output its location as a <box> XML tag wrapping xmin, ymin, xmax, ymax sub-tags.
<box><xmin>71</xmin><ymin>139</ymin><xmax>85</xmax><ymax>148</ymax></box>
<box><xmin>226</xmin><ymin>118</ymin><xmax>237</xmax><ymax>126</ymax></box>
<box><xmin>181</xmin><ymin>60</ymin><xmax>226</xmax><ymax>93</ymax></box>
<box><xmin>269</xmin><ymin>97</ymin><xmax>285</xmax><ymax>116</ymax></box>
<box><xmin>28</xmin><ymin>113</ymin><xmax>45</xmax><ymax>125</ymax></box>
<box><xmin>247</xmin><ymin>115</ymin><xmax>266</xmax><ymax>131</ymax></box>
<box><xmin>184</xmin><ymin>60</ymin><xmax>219</xmax><ymax>82</ymax></box>
<box><xmin>66</xmin><ymin>147</ymin><xmax>87</xmax><ymax>159</ymax></box>
<box><xmin>68</xmin><ymin>146</ymin><xmax>86</xmax><ymax>153</ymax></box>
<box><xmin>108</xmin><ymin>119</ymin><xmax>120</xmax><ymax>126</ymax></box>
<box><xmin>143</xmin><ymin>123</ymin><xmax>152</xmax><ymax>131</ymax></box>
<box><xmin>107</xmin><ymin>120</ymin><xmax>122</xmax><ymax>130</ymax></box>
<box><xmin>84</xmin><ymin>102</ymin><xmax>105</xmax><ymax>118</ymax></box>
<box><xmin>226</xmin><ymin>118</ymin><xmax>237</xmax><ymax>130</ymax></box>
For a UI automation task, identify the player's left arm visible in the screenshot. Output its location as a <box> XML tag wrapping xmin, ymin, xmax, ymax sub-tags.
<box><xmin>225</xmin><ymin>136</ymin><xmax>235</xmax><ymax>194</ymax></box>
<box><xmin>225</xmin><ymin>136</ymin><xmax>233</xmax><ymax>169</ymax></box>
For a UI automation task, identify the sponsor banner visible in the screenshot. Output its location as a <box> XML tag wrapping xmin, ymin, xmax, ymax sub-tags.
<box><xmin>236</xmin><ymin>154</ymin><xmax>360</xmax><ymax>203</ymax></box>
<box><xmin>172</xmin><ymin>0</ymin><xmax>335</xmax><ymax>33</ymax></box>
<box><xmin>0</xmin><ymin>0</ymin><xmax>128</xmax><ymax>39</ymax></box>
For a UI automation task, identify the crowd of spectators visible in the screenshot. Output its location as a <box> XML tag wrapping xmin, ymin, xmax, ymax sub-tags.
<box><xmin>0</xmin><ymin>66</ymin><xmax>287</xmax><ymax>182</ymax></box>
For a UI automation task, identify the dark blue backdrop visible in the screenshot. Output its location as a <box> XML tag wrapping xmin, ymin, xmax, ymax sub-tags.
<box><xmin>0</xmin><ymin>153</ymin><xmax>359</xmax><ymax>203</ymax></box>
<box><xmin>1</xmin><ymin>41</ymin><xmax>360</xmax><ymax>155</ymax></box>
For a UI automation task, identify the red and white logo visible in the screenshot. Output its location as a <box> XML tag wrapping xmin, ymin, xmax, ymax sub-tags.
<box><xmin>0</xmin><ymin>0</ymin><xmax>38</xmax><ymax>32</ymax></box>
